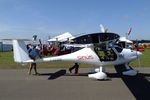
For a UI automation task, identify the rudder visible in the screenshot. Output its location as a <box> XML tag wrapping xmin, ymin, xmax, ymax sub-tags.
<box><xmin>12</xmin><ymin>40</ymin><xmax>31</xmax><ymax>63</ymax></box>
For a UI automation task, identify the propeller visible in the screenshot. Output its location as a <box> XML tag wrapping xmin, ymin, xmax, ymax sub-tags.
<box><xmin>135</xmin><ymin>40</ymin><xmax>142</xmax><ymax>67</ymax></box>
<box><xmin>137</xmin><ymin>52</ymin><xmax>141</xmax><ymax>67</ymax></box>
<box><xmin>99</xmin><ymin>24</ymin><xmax>108</xmax><ymax>33</ymax></box>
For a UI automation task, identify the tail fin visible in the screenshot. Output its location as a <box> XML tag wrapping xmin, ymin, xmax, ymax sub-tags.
<box><xmin>12</xmin><ymin>40</ymin><xmax>31</xmax><ymax>63</ymax></box>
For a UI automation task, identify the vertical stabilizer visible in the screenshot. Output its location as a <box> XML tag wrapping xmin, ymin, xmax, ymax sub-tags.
<box><xmin>13</xmin><ymin>40</ymin><xmax>31</xmax><ymax>63</ymax></box>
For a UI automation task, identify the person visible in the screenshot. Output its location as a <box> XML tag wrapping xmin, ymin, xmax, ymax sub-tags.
<box><xmin>28</xmin><ymin>45</ymin><xmax>41</xmax><ymax>75</ymax></box>
<box><xmin>28</xmin><ymin>63</ymin><xmax>39</xmax><ymax>75</ymax></box>
<box><xmin>69</xmin><ymin>63</ymin><xmax>79</xmax><ymax>75</ymax></box>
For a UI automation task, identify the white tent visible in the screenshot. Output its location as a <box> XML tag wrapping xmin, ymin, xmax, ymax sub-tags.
<box><xmin>48</xmin><ymin>32</ymin><xmax>75</xmax><ymax>42</ymax></box>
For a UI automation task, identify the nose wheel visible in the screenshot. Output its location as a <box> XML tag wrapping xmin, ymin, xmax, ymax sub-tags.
<box><xmin>122</xmin><ymin>63</ymin><xmax>138</xmax><ymax>76</ymax></box>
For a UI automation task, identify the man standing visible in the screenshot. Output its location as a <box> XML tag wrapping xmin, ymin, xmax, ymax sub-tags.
<box><xmin>28</xmin><ymin>45</ymin><xmax>41</xmax><ymax>75</ymax></box>
<box><xmin>69</xmin><ymin>63</ymin><xmax>79</xmax><ymax>75</ymax></box>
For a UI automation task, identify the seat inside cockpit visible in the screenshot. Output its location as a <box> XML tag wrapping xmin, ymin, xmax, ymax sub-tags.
<box><xmin>94</xmin><ymin>43</ymin><xmax>117</xmax><ymax>61</ymax></box>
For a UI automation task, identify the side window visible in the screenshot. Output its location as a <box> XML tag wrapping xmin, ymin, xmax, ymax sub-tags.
<box><xmin>94</xmin><ymin>44</ymin><xmax>117</xmax><ymax>61</ymax></box>
<box><xmin>115</xmin><ymin>47</ymin><xmax>123</xmax><ymax>53</ymax></box>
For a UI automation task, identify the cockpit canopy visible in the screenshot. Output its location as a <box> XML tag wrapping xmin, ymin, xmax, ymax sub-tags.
<box><xmin>73</xmin><ymin>32</ymin><xmax>120</xmax><ymax>44</ymax></box>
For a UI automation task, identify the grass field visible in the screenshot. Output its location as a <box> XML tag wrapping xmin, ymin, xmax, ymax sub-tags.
<box><xmin>130</xmin><ymin>48</ymin><xmax>150</xmax><ymax>67</ymax></box>
<box><xmin>0</xmin><ymin>49</ymin><xmax>150</xmax><ymax>69</ymax></box>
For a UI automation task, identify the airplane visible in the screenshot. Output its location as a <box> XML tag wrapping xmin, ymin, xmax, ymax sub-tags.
<box><xmin>9</xmin><ymin>31</ymin><xmax>142</xmax><ymax>80</ymax></box>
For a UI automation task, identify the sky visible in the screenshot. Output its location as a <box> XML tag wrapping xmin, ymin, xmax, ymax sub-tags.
<box><xmin>0</xmin><ymin>0</ymin><xmax>150</xmax><ymax>41</ymax></box>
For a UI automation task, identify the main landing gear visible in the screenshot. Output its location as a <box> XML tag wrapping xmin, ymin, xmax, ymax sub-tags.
<box><xmin>88</xmin><ymin>63</ymin><xmax>138</xmax><ymax>80</ymax></box>
<box><xmin>88</xmin><ymin>66</ymin><xmax>107</xmax><ymax>80</ymax></box>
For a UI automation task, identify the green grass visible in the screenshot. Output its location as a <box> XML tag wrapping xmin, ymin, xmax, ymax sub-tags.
<box><xmin>130</xmin><ymin>48</ymin><xmax>150</xmax><ymax>67</ymax></box>
<box><xmin>0</xmin><ymin>49</ymin><xmax>150</xmax><ymax>69</ymax></box>
<box><xmin>0</xmin><ymin>51</ymin><xmax>21</xmax><ymax>69</ymax></box>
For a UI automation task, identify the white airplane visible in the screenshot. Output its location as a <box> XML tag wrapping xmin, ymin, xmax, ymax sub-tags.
<box><xmin>10</xmin><ymin>32</ymin><xmax>142</xmax><ymax>80</ymax></box>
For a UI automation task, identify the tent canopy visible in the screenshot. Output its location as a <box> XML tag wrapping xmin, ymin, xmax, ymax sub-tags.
<box><xmin>48</xmin><ymin>32</ymin><xmax>75</xmax><ymax>42</ymax></box>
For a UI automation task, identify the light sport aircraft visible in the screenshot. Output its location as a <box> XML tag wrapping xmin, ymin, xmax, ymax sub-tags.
<box><xmin>10</xmin><ymin>31</ymin><xmax>142</xmax><ymax>80</ymax></box>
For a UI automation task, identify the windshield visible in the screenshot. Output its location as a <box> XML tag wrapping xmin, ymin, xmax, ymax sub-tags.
<box><xmin>115</xmin><ymin>46</ymin><xmax>123</xmax><ymax>53</ymax></box>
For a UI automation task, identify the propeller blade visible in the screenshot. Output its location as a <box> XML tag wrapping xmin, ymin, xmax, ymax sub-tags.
<box><xmin>137</xmin><ymin>56</ymin><xmax>141</xmax><ymax>67</ymax></box>
<box><xmin>135</xmin><ymin>39</ymin><xmax>142</xmax><ymax>67</ymax></box>
<box><xmin>136</xmin><ymin>51</ymin><xmax>142</xmax><ymax>67</ymax></box>
<box><xmin>100</xmin><ymin>24</ymin><xmax>105</xmax><ymax>33</ymax></box>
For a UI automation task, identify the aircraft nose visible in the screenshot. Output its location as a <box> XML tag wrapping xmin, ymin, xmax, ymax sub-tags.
<box><xmin>137</xmin><ymin>51</ymin><xmax>142</xmax><ymax>57</ymax></box>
